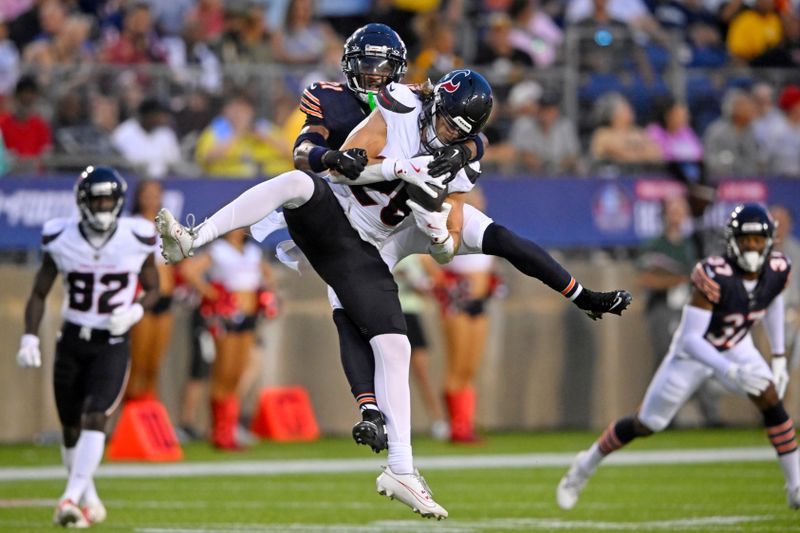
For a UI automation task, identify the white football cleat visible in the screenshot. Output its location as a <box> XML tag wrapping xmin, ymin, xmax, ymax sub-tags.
<box><xmin>82</xmin><ymin>499</ymin><xmax>107</xmax><ymax>524</ymax></box>
<box><xmin>155</xmin><ymin>208</ymin><xmax>196</xmax><ymax>264</ymax></box>
<box><xmin>376</xmin><ymin>466</ymin><xmax>448</xmax><ymax>520</ymax></box>
<box><xmin>53</xmin><ymin>498</ymin><xmax>89</xmax><ymax>528</ymax></box>
<box><xmin>556</xmin><ymin>452</ymin><xmax>592</xmax><ymax>510</ymax></box>
<box><xmin>786</xmin><ymin>484</ymin><xmax>800</xmax><ymax>510</ymax></box>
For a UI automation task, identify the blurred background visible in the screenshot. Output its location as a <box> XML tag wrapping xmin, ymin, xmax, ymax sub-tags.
<box><xmin>0</xmin><ymin>0</ymin><xmax>799</xmax><ymax>444</ymax></box>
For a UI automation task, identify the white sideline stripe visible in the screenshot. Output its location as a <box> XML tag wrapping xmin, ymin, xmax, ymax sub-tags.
<box><xmin>133</xmin><ymin>515</ymin><xmax>775</xmax><ymax>532</ymax></box>
<box><xmin>0</xmin><ymin>446</ymin><xmax>775</xmax><ymax>482</ymax></box>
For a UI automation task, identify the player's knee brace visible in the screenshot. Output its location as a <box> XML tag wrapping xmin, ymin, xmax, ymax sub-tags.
<box><xmin>81</xmin><ymin>412</ymin><xmax>108</xmax><ymax>433</ymax></box>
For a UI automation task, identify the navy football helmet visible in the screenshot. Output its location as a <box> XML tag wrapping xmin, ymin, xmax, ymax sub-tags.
<box><xmin>341</xmin><ymin>23</ymin><xmax>407</xmax><ymax>104</ymax></box>
<box><xmin>725</xmin><ymin>203</ymin><xmax>775</xmax><ymax>273</ymax></box>
<box><xmin>420</xmin><ymin>69</ymin><xmax>493</xmax><ymax>153</ymax></box>
<box><xmin>75</xmin><ymin>166</ymin><xmax>127</xmax><ymax>232</ymax></box>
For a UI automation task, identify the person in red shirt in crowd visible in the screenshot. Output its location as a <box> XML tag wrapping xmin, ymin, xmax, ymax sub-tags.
<box><xmin>0</xmin><ymin>75</ymin><xmax>51</xmax><ymax>170</ymax></box>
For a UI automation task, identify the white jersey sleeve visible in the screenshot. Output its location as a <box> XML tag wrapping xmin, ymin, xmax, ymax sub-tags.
<box><xmin>41</xmin><ymin>217</ymin><xmax>72</xmax><ymax>254</ymax></box>
<box><xmin>376</xmin><ymin>83</ymin><xmax>424</xmax><ymax>161</ymax></box>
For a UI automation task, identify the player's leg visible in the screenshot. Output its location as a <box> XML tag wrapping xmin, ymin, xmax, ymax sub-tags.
<box><xmin>557</xmin><ymin>354</ymin><xmax>711</xmax><ymax>510</ymax></box>
<box><xmin>331</xmin><ymin>301</ymin><xmax>387</xmax><ymax>453</ymax></box>
<box><xmin>728</xmin><ymin>338</ymin><xmax>800</xmax><ymax>508</ymax></box>
<box><xmin>156</xmin><ymin>170</ymin><xmax>316</xmax><ymax>262</ymax></box>
<box><xmin>52</xmin><ymin>332</ymin><xmax>92</xmax><ymax>528</ymax></box>
<box><xmin>459</xmin><ymin>204</ymin><xmax>631</xmax><ymax>318</ymax></box>
<box><xmin>283</xmin><ymin>177</ymin><xmax>446</xmax><ymax>518</ymax></box>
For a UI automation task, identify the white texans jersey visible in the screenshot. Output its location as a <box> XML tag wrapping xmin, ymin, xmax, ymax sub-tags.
<box><xmin>328</xmin><ymin>82</ymin><xmax>478</xmax><ymax>248</ymax></box>
<box><xmin>41</xmin><ymin>216</ymin><xmax>157</xmax><ymax>329</ymax></box>
<box><xmin>207</xmin><ymin>240</ymin><xmax>264</xmax><ymax>292</ymax></box>
<box><xmin>444</xmin><ymin>253</ymin><xmax>494</xmax><ymax>274</ymax></box>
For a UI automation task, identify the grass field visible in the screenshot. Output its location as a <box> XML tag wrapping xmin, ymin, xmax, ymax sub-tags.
<box><xmin>1</xmin><ymin>429</ymin><xmax>799</xmax><ymax>532</ymax></box>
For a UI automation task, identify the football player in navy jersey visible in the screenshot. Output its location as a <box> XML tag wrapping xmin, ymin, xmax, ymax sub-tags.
<box><xmin>557</xmin><ymin>203</ymin><xmax>800</xmax><ymax>511</ymax></box>
<box><xmin>287</xmin><ymin>23</ymin><xmax>632</xmax><ymax>456</ymax></box>
<box><xmin>16</xmin><ymin>166</ymin><xmax>160</xmax><ymax>528</ymax></box>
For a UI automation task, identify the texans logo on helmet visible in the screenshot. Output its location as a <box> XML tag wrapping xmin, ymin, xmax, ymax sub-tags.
<box><xmin>439</xmin><ymin>70</ymin><xmax>472</xmax><ymax>93</ymax></box>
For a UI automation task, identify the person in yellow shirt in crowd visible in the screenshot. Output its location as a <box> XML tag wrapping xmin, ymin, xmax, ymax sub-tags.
<box><xmin>727</xmin><ymin>0</ymin><xmax>783</xmax><ymax>64</ymax></box>
<box><xmin>195</xmin><ymin>93</ymin><xmax>293</xmax><ymax>178</ymax></box>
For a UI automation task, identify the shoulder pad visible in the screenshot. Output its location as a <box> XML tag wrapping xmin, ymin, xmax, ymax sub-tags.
<box><xmin>768</xmin><ymin>251</ymin><xmax>792</xmax><ymax>273</ymax></box>
<box><xmin>123</xmin><ymin>216</ymin><xmax>157</xmax><ymax>246</ymax></box>
<box><xmin>377</xmin><ymin>83</ymin><xmax>417</xmax><ymax>114</ymax></box>
<box><xmin>300</xmin><ymin>86</ymin><xmax>324</xmax><ymax>120</ymax></box>
<box><xmin>41</xmin><ymin>218</ymin><xmax>70</xmax><ymax>246</ymax></box>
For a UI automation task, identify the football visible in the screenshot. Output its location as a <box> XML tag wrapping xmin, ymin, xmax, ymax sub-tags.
<box><xmin>405</xmin><ymin>181</ymin><xmax>448</xmax><ymax>212</ymax></box>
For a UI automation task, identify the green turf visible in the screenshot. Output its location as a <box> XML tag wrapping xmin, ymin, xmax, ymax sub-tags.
<box><xmin>1</xmin><ymin>429</ymin><xmax>799</xmax><ymax>532</ymax></box>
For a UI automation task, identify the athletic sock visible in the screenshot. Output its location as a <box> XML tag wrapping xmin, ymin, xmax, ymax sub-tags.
<box><xmin>61</xmin><ymin>431</ymin><xmax>105</xmax><ymax>503</ymax></box>
<box><xmin>580</xmin><ymin>417</ymin><xmax>639</xmax><ymax>472</ymax></box>
<box><xmin>763</xmin><ymin>404</ymin><xmax>800</xmax><ymax>489</ymax></box>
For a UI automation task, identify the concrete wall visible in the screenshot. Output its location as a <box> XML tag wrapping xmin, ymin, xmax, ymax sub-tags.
<box><xmin>1</xmin><ymin>258</ymin><xmax>792</xmax><ymax>443</ymax></box>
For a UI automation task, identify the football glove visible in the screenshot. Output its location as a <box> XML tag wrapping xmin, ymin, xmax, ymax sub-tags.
<box><xmin>17</xmin><ymin>334</ymin><xmax>41</xmax><ymax>368</ymax></box>
<box><xmin>725</xmin><ymin>362</ymin><xmax>770</xmax><ymax>397</ymax></box>
<box><xmin>772</xmin><ymin>356</ymin><xmax>789</xmax><ymax>400</ymax></box>
<box><xmin>392</xmin><ymin>156</ymin><xmax>444</xmax><ymax>198</ymax></box>
<box><xmin>406</xmin><ymin>199</ymin><xmax>452</xmax><ymax>244</ymax></box>
<box><xmin>428</xmin><ymin>143</ymin><xmax>472</xmax><ymax>182</ymax></box>
<box><xmin>322</xmin><ymin>148</ymin><xmax>368</xmax><ymax>180</ymax></box>
<box><xmin>108</xmin><ymin>303</ymin><xmax>144</xmax><ymax>336</ymax></box>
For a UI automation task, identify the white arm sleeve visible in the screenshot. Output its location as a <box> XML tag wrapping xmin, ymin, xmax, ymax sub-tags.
<box><xmin>675</xmin><ymin>305</ymin><xmax>731</xmax><ymax>376</ymax></box>
<box><xmin>764</xmin><ymin>293</ymin><xmax>785</xmax><ymax>356</ymax></box>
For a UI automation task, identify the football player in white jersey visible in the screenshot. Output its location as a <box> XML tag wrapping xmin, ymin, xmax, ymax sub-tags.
<box><xmin>16</xmin><ymin>166</ymin><xmax>160</xmax><ymax>528</ymax></box>
<box><xmin>556</xmin><ymin>204</ymin><xmax>800</xmax><ymax>511</ymax></box>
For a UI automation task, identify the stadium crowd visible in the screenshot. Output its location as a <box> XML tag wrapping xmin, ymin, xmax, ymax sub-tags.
<box><xmin>0</xmin><ymin>0</ymin><xmax>799</xmax><ymax>180</ymax></box>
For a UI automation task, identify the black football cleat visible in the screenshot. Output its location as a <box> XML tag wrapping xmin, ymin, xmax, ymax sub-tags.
<box><xmin>352</xmin><ymin>409</ymin><xmax>388</xmax><ymax>453</ymax></box>
<box><xmin>575</xmin><ymin>289</ymin><xmax>632</xmax><ymax>320</ymax></box>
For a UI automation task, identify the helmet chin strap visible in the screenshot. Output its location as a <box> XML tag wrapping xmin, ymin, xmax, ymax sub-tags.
<box><xmin>730</xmin><ymin>239</ymin><xmax>769</xmax><ymax>273</ymax></box>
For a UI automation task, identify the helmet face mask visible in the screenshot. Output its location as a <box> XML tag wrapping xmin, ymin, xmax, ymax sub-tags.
<box><xmin>75</xmin><ymin>166</ymin><xmax>127</xmax><ymax>233</ymax></box>
<box><xmin>342</xmin><ymin>24</ymin><xmax>407</xmax><ymax>103</ymax></box>
<box><xmin>725</xmin><ymin>203</ymin><xmax>775</xmax><ymax>273</ymax></box>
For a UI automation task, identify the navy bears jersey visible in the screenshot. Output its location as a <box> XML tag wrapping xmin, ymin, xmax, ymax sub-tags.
<box><xmin>692</xmin><ymin>252</ymin><xmax>791</xmax><ymax>351</ymax></box>
<box><xmin>299</xmin><ymin>81</ymin><xmax>371</xmax><ymax>150</ymax></box>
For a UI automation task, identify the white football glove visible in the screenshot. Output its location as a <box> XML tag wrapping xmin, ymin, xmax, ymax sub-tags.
<box><xmin>725</xmin><ymin>362</ymin><xmax>771</xmax><ymax>396</ymax></box>
<box><xmin>772</xmin><ymin>357</ymin><xmax>790</xmax><ymax>400</ymax></box>
<box><xmin>391</xmin><ymin>156</ymin><xmax>445</xmax><ymax>198</ymax></box>
<box><xmin>406</xmin><ymin>199</ymin><xmax>452</xmax><ymax>243</ymax></box>
<box><xmin>108</xmin><ymin>303</ymin><xmax>144</xmax><ymax>336</ymax></box>
<box><xmin>17</xmin><ymin>334</ymin><xmax>41</xmax><ymax>368</ymax></box>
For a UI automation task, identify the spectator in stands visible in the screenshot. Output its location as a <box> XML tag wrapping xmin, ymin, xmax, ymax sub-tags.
<box><xmin>0</xmin><ymin>75</ymin><xmax>51</xmax><ymax>169</ymax></box>
<box><xmin>23</xmin><ymin>15</ymin><xmax>93</xmax><ymax>69</ymax></box>
<box><xmin>55</xmin><ymin>93</ymin><xmax>119</xmax><ymax>158</ymax></box>
<box><xmin>34</xmin><ymin>0</ymin><xmax>67</xmax><ymax>44</ymax></box>
<box><xmin>184</xmin><ymin>0</ymin><xmax>225</xmax><ymax>43</ymax></box>
<box><xmin>508</xmin><ymin>0</ymin><xmax>563</xmax><ymax>68</ymax></box>
<box><xmin>703</xmin><ymin>88</ymin><xmax>762</xmax><ymax>178</ymax></box>
<box><xmin>646</xmin><ymin>95</ymin><xmax>703</xmax><ymax>163</ymax></box>
<box><xmin>194</xmin><ymin>93</ymin><xmax>293</xmax><ymax>178</ymax></box>
<box><xmin>473</xmin><ymin>12</ymin><xmax>533</xmax><ymax>88</ymax></box>
<box><xmin>752</xmin><ymin>81</ymin><xmax>785</xmax><ymax>148</ymax></box>
<box><xmin>590</xmin><ymin>92</ymin><xmax>663</xmax><ymax>165</ymax></box>
<box><xmin>271</xmin><ymin>0</ymin><xmax>337</xmax><ymax>65</ymax></box>
<box><xmin>763</xmin><ymin>85</ymin><xmax>800</xmax><ymax>176</ymax></box>
<box><xmin>510</xmin><ymin>86</ymin><xmax>581</xmax><ymax>175</ymax></box>
<box><xmin>567</xmin><ymin>0</ymin><xmax>670</xmax><ymax>45</ymax></box>
<box><xmin>111</xmin><ymin>97</ymin><xmax>180</xmax><ymax>179</ymax></box>
<box><xmin>99</xmin><ymin>1</ymin><xmax>166</xmax><ymax>64</ymax></box>
<box><xmin>407</xmin><ymin>15</ymin><xmax>463</xmax><ymax>84</ymax></box>
<box><xmin>149</xmin><ymin>0</ymin><xmax>195</xmax><ymax>37</ymax></box>
<box><xmin>215</xmin><ymin>1</ymin><xmax>274</xmax><ymax>64</ymax></box>
<box><xmin>0</xmin><ymin>20</ymin><xmax>20</xmax><ymax>97</ymax></box>
<box><xmin>726</xmin><ymin>0</ymin><xmax>786</xmax><ymax>65</ymax></box>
